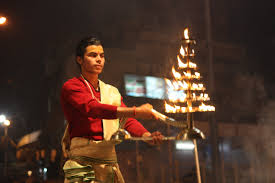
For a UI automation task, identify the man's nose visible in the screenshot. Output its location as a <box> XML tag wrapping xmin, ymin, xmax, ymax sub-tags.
<box><xmin>96</xmin><ymin>55</ymin><xmax>102</xmax><ymax>63</ymax></box>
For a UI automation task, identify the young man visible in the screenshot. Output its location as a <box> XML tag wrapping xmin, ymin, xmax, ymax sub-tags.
<box><xmin>61</xmin><ymin>37</ymin><xmax>163</xmax><ymax>183</ymax></box>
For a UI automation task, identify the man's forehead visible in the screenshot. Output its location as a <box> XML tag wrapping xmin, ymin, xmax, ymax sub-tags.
<box><xmin>85</xmin><ymin>45</ymin><xmax>104</xmax><ymax>53</ymax></box>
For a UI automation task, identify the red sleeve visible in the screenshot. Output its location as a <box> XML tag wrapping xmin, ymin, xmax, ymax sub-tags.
<box><xmin>121</xmin><ymin>99</ymin><xmax>148</xmax><ymax>137</ymax></box>
<box><xmin>61</xmin><ymin>79</ymin><xmax>118</xmax><ymax>119</ymax></box>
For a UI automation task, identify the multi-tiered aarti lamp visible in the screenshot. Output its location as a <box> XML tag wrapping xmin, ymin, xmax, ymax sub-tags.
<box><xmin>164</xmin><ymin>28</ymin><xmax>215</xmax><ymax>183</ymax></box>
<box><xmin>165</xmin><ymin>28</ymin><xmax>215</xmax><ymax>140</ymax></box>
<box><xmin>111</xmin><ymin>28</ymin><xmax>215</xmax><ymax>183</ymax></box>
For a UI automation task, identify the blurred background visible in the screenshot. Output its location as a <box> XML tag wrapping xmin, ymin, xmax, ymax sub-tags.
<box><xmin>0</xmin><ymin>0</ymin><xmax>275</xmax><ymax>182</ymax></box>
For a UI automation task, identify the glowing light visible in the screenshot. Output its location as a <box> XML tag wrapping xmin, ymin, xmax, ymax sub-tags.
<box><xmin>172</xmin><ymin>81</ymin><xmax>179</xmax><ymax>90</ymax></box>
<box><xmin>177</xmin><ymin>55</ymin><xmax>187</xmax><ymax>68</ymax></box>
<box><xmin>180</xmin><ymin>46</ymin><xmax>186</xmax><ymax>57</ymax></box>
<box><xmin>183</xmin><ymin>72</ymin><xmax>191</xmax><ymax>78</ymax></box>
<box><xmin>184</xmin><ymin>28</ymin><xmax>189</xmax><ymax>39</ymax></box>
<box><xmin>0</xmin><ymin>115</ymin><xmax>6</xmax><ymax>123</ymax></box>
<box><xmin>178</xmin><ymin>81</ymin><xmax>188</xmax><ymax>90</ymax></box>
<box><xmin>0</xmin><ymin>17</ymin><xmax>7</xmax><ymax>25</ymax></box>
<box><xmin>194</xmin><ymin>72</ymin><xmax>200</xmax><ymax>78</ymax></box>
<box><xmin>189</xmin><ymin>62</ymin><xmax>197</xmax><ymax>68</ymax></box>
<box><xmin>27</xmin><ymin>170</ymin><xmax>32</xmax><ymax>177</ymax></box>
<box><xmin>172</xmin><ymin>67</ymin><xmax>181</xmax><ymax>79</ymax></box>
<box><xmin>176</xmin><ymin>141</ymin><xmax>195</xmax><ymax>150</ymax></box>
<box><xmin>4</xmin><ymin>120</ymin><xmax>10</xmax><ymax>126</ymax></box>
<box><xmin>199</xmin><ymin>103</ymin><xmax>215</xmax><ymax>112</ymax></box>
<box><xmin>165</xmin><ymin>102</ymin><xmax>177</xmax><ymax>113</ymax></box>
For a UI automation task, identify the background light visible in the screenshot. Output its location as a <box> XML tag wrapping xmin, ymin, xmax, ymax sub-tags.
<box><xmin>27</xmin><ymin>170</ymin><xmax>32</xmax><ymax>177</ymax></box>
<box><xmin>0</xmin><ymin>17</ymin><xmax>7</xmax><ymax>25</ymax></box>
<box><xmin>3</xmin><ymin>120</ymin><xmax>10</xmax><ymax>126</ymax></box>
<box><xmin>0</xmin><ymin>115</ymin><xmax>6</xmax><ymax>123</ymax></box>
<box><xmin>43</xmin><ymin>168</ymin><xmax>47</xmax><ymax>173</ymax></box>
<box><xmin>176</xmin><ymin>141</ymin><xmax>195</xmax><ymax>150</ymax></box>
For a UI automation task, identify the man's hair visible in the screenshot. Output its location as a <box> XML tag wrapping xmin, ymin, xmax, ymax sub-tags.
<box><xmin>76</xmin><ymin>36</ymin><xmax>102</xmax><ymax>58</ymax></box>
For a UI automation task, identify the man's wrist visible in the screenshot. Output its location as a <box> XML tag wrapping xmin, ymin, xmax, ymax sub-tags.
<box><xmin>142</xmin><ymin>132</ymin><xmax>151</xmax><ymax>137</ymax></box>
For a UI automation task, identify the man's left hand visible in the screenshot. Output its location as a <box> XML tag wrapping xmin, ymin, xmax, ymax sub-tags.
<box><xmin>142</xmin><ymin>131</ymin><xmax>164</xmax><ymax>145</ymax></box>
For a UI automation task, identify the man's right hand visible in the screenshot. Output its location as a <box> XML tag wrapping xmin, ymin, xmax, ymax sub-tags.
<box><xmin>135</xmin><ymin>103</ymin><xmax>159</xmax><ymax>120</ymax></box>
<box><xmin>117</xmin><ymin>103</ymin><xmax>158</xmax><ymax>120</ymax></box>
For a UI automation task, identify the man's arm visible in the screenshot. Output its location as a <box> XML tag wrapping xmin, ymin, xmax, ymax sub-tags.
<box><xmin>62</xmin><ymin>79</ymin><xmax>158</xmax><ymax>120</ymax></box>
<box><xmin>121</xmin><ymin>100</ymin><xmax>164</xmax><ymax>145</ymax></box>
<box><xmin>62</xmin><ymin>80</ymin><xmax>118</xmax><ymax>119</ymax></box>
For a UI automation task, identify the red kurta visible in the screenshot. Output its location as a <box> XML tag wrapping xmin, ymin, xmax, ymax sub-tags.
<box><xmin>61</xmin><ymin>77</ymin><xmax>148</xmax><ymax>140</ymax></box>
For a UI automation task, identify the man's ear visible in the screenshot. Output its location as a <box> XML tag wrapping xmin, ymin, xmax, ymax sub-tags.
<box><xmin>76</xmin><ymin>56</ymin><xmax>83</xmax><ymax>65</ymax></box>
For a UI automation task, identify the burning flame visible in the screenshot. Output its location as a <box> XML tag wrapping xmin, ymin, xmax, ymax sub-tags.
<box><xmin>172</xmin><ymin>67</ymin><xmax>181</xmax><ymax>79</ymax></box>
<box><xmin>180</xmin><ymin>46</ymin><xmax>186</xmax><ymax>57</ymax></box>
<box><xmin>184</xmin><ymin>28</ymin><xmax>189</xmax><ymax>39</ymax></box>
<box><xmin>194</xmin><ymin>72</ymin><xmax>200</xmax><ymax>78</ymax></box>
<box><xmin>165</xmin><ymin>102</ymin><xmax>215</xmax><ymax>113</ymax></box>
<box><xmin>189</xmin><ymin>62</ymin><xmax>197</xmax><ymax>68</ymax></box>
<box><xmin>177</xmin><ymin>55</ymin><xmax>187</xmax><ymax>68</ymax></box>
<box><xmin>199</xmin><ymin>103</ymin><xmax>215</xmax><ymax>112</ymax></box>
<box><xmin>165</xmin><ymin>102</ymin><xmax>188</xmax><ymax>113</ymax></box>
<box><xmin>183</xmin><ymin>72</ymin><xmax>191</xmax><ymax>78</ymax></box>
<box><xmin>178</xmin><ymin>81</ymin><xmax>188</xmax><ymax>90</ymax></box>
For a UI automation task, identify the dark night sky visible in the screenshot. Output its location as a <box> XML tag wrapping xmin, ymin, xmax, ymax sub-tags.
<box><xmin>0</xmin><ymin>0</ymin><xmax>275</xmax><ymax>139</ymax></box>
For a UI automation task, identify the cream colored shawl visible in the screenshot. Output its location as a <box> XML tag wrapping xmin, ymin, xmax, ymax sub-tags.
<box><xmin>61</xmin><ymin>79</ymin><xmax>121</xmax><ymax>157</ymax></box>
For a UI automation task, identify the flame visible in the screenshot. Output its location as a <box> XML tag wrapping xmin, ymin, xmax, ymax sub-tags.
<box><xmin>199</xmin><ymin>103</ymin><xmax>215</xmax><ymax>112</ymax></box>
<box><xmin>184</xmin><ymin>28</ymin><xmax>189</xmax><ymax>39</ymax></box>
<box><xmin>165</xmin><ymin>102</ymin><xmax>188</xmax><ymax>113</ymax></box>
<box><xmin>178</xmin><ymin>81</ymin><xmax>188</xmax><ymax>90</ymax></box>
<box><xmin>177</xmin><ymin>55</ymin><xmax>187</xmax><ymax>68</ymax></box>
<box><xmin>195</xmin><ymin>72</ymin><xmax>200</xmax><ymax>77</ymax></box>
<box><xmin>172</xmin><ymin>67</ymin><xmax>181</xmax><ymax>79</ymax></box>
<box><xmin>192</xmin><ymin>83</ymin><xmax>198</xmax><ymax>89</ymax></box>
<box><xmin>189</xmin><ymin>62</ymin><xmax>197</xmax><ymax>68</ymax></box>
<box><xmin>165</xmin><ymin>102</ymin><xmax>177</xmax><ymax>113</ymax></box>
<box><xmin>183</xmin><ymin>72</ymin><xmax>191</xmax><ymax>78</ymax></box>
<box><xmin>180</xmin><ymin>46</ymin><xmax>186</xmax><ymax>57</ymax></box>
<box><xmin>198</xmin><ymin>83</ymin><xmax>203</xmax><ymax>89</ymax></box>
<box><xmin>172</xmin><ymin>81</ymin><xmax>179</xmax><ymax>90</ymax></box>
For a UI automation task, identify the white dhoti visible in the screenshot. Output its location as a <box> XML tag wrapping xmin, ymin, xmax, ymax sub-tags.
<box><xmin>63</xmin><ymin>137</ymin><xmax>125</xmax><ymax>183</ymax></box>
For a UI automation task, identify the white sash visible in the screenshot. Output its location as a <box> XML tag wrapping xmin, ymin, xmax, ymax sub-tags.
<box><xmin>98</xmin><ymin>80</ymin><xmax>121</xmax><ymax>140</ymax></box>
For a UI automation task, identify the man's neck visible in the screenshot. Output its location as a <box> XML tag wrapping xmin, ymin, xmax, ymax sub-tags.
<box><xmin>81</xmin><ymin>72</ymin><xmax>99</xmax><ymax>89</ymax></box>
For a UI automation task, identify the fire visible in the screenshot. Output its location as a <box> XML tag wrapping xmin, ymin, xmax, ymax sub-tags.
<box><xmin>194</xmin><ymin>72</ymin><xmax>200</xmax><ymax>78</ymax></box>
<box><xmin>178</xmin><ymin>81</ymin><xmax>188</xmax><ymax>90</ymax></box>
<box><xmin>172</xmin><ymin>81</ymin><xmax>179</xmax><ymax>90</ymax></box>
<box><xmin>184</xmin><ymin>28</ymin><xmax>189</xmax><ymax>39</ymax></box>
<box><xmin>165</xmin><ymin>102</ymin><xmax>188</xmax><ymax>113</ymax></box>
<box><xmin>199</xmin><ymin>103</ymin><xmax>215</xmax><ymax>112</ymax></box>
<box><xmin>189</xmin><ymin>62</ymin><xmax>197</xmax><ymax>68</ymax></box>
<box><xmin>180</xmin><ymin>46</ymin><xmax>186</xmax><ymax>57</ymax></box>
<box><xmin>183</xmin><ymin>72</ymin><xmax>191</xmax><ymax>78</ymax></box>
<box><xmin>172</xmin><ymin>67</ymin><xmax>181</xmax><ymax>79</ymax></box>
<box><xmin>177</xmin><ymin>55</ymin><xmax>187</xmax><ymax>68</ymax></box>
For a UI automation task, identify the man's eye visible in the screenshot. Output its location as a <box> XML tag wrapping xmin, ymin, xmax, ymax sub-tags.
<box><xmin>90</xmin><ymin>53</ymin><xmax>97</xmax><ymax>57</ymax></box>
<box><xmin>100</xmin><ymin>54</ymin><xmax>104</xmax><ymax>58</ymax></box>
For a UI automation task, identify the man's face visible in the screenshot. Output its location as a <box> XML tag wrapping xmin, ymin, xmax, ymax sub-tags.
<box><xmin>77</xmin><ymin>45</ymin><xmax>105</xmax><ymax>75</ymax></box>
